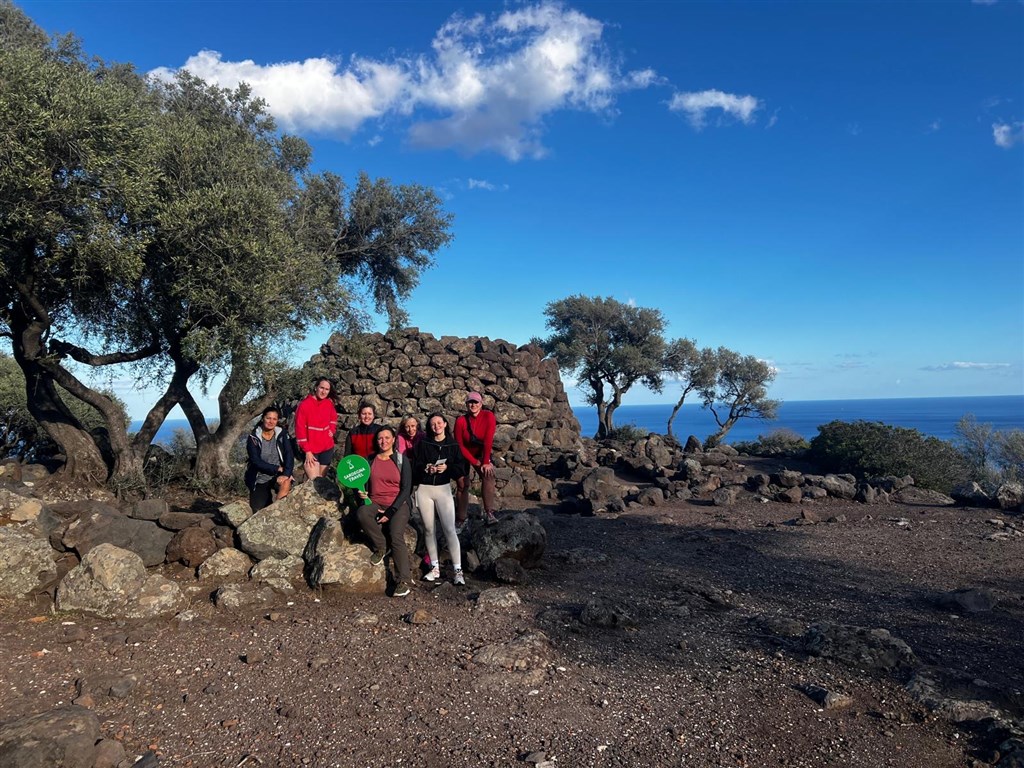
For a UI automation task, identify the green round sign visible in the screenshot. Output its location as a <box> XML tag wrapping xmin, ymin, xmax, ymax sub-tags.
<box><xmin>336</xmin><ymin>454</ymin><xmax>372</xmax><ymax>504</ymax></box>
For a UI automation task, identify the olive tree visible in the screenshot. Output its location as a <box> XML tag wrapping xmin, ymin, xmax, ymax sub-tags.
<box><xmin>699</xmin><ymin>348</ymin><xmax>779</xmax><ymax>447</ymax></box>
<box><xmin>538</xmin><ymin>295</ymin><xmax>666</xmax><ymax>438</ymax></box>
<box><xmin>1</xmin><ymin>5</ymin><xmax>453</xmax><ymax>485</ymax></box>
<box><xmin>663</xmin><ymin>338</ymin><xmax>718</xmax><ymax>439</ymax></box>
<box><xmin>0</xmin><ymin>7</ymin><xmax>159</xmax><ymax>482</ymax></box>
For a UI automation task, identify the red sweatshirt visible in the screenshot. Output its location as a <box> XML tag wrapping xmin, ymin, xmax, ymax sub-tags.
<box><xmin>294</xmin><ymin>394</ymin><xmax>338</xmax><ymax>454</ymax></box>
<box><xmin>454</xmin><ymin>409</ymin><xmax>496</xmax><ymax>466</ymax></box>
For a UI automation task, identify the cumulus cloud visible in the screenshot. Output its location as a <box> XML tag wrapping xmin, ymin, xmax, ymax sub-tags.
<box><xmin>993</xmin><ymin>121</ymin><xmax>1024</xmax><ymax>148</ymax></box>
<box><xmin>668</xmin><ymin>89</ymin><xmax>760</xmax><ymax>129</ymax></box>
<box><xmin>921</xmin><ymin>361</ymin><xmax>1012</xmax><ymax>371</ymax></box>
<box><xmin>150</xmin><ymin>2</ymin><xmax>655</xmax><ymax>160</ymax></box>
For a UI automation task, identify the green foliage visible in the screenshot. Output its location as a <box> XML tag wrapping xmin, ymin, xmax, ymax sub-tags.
<box><xmin>701</xmin><ymin>349</ymin><xmax>779</xmax><ymax>447</ymax></box>
<box><xmin>539</xmin><ymin>295</ymin><xmax>666</xmax><ymax>438</ymax></box>
<box><xmin>605</xmin><ymin>423</ymin><xmax>649</xmax><ymax>442</ymax></box>
<box><xmin>0</xmin><ymin>6</ymin><xmax>453</xmax><ymax>485</ymax></box>
<box><xmin>808</xmin><ymin>420</ymin><xmax>969</xmax><ymax>494</ymax></box>
<box><xmin>663</xmin><ymin>339</ymin><xmax>717</xmax><ymax>437</ymax></box>
<box><xmin>994</xmin><ymin>430</ymin><xmax>1024</xmax><ymax>482</ymax></box>
<box><xmin>733</xmin><ymin>428</ymin><xmax>809</xmax><ymax>458</ymax></box>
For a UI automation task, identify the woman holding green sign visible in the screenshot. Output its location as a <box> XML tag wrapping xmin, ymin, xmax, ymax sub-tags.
<box><xmin>355</xmin><ymin>425</ymin><xmax>414</xmax><ymax>597</ymax></box>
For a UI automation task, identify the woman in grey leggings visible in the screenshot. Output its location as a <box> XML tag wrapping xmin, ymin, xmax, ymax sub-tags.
<box><xmin>410</xmin><ymin>413</ymin><xmax>467</xmax><ymax>585</ymax></box>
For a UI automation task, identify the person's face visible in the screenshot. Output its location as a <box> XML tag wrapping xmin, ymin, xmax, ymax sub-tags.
<box><xmin>467</xmin><ymin>398</ymin><xmax>482</xmax><ymax>414</ymax></box>
<box><xmin>314</xmin><ymin>381</ymin><xmax>331</xmax><ymax>400</ymax></box>
<box><xmin>376</xmin><ymin>430</ymin><xmax>395</xmax><ymax>452</ymax></box>
<box><xmin>261</xmin><ymin>411</ymin><xmax>279</xmax><ymax>430</ymax></box>
<box><xmin>402</xmin><ymin>419</ymin><xmax>418</xmax><ymax>437</ymax></box>
<box><xmin>429</xmin><ymin>416</ymin><xmax>446</xmax><ymax>436</ymax></box>
<box><xmin>359</xmin><ymin>407</ymin><xmax>375</xmax><ymax>425</ymax></box>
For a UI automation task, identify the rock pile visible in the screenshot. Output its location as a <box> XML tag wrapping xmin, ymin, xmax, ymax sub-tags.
<box><xmin>303</xmin><ymin>328</ymin><xmax>582</xmax><ymax>500</ymax></box>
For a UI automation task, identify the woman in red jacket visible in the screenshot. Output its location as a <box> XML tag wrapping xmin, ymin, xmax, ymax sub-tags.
<box><xmin>454</xmin><ymin>391</ymin><xmax>498</xmax><ymax>529</ymax></box>
<box><xmin>294</xmin><ymin>378</ymin><xmax>337</xmax><ymax>478</ymax></box>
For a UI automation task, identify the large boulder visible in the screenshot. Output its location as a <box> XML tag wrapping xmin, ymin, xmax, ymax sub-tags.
<box><xmin>303</xmin><ymin>517</ymin><xmax>385</xmax><ymax>593</ymax></box>
<box><xmin>951</xmin><ymin>481</ymin><xmax>991</xmax><ymax>508</ymax></box>
<box><xmin>197</xmin><ymin>548</ymin><xmax>252</xmax><ymax>579</ymax></box>
<box><xmin>0</xmin><ymin>527</ymin><xmax>57</xmax><ymax>598</ymax></box>
<box><xmin>165</xmin><ymin>526</ymin><xmax>217</xmax><ymax>568</ymax></box>
<box><xmin>892</xmin><ymin>486</ymin><xmax>955</xmax><ymax>506</ymax></box>
<box><xmin>802</xmin><ymin>622</ymin><xmax>918</xmax><ymax>672</ymax></box>
<box><xmin>821</xmin><ymin>474</ymin><xmax>856</xmax><ymax>500</ymax></box>
<box><xmin>995</xmin><ymin>481</ymin><xmax>1024</xmax><ymax>511</ymax></box>
<box><xmin>470</xmin><ymin>511</ymin><xmax>547</xmax><ymax>569</ymax></box>
<box><xmin>61</xmin><ymin>508</ymin><xmax>173</xmax><ymax>566</ymax></box>
<box><xmin>237</xmin><ymin>479</ymin><xmax>339</xmax><ymax>561</ymax></box>
<box><xmin>56</xmin><ymin>543</ymin><xmax>185</xmax><ymax>619</ymax></box>
<box><xmin>579</xmin><ymin>467</ymin><xmax>625</xmax><ymax>503</ymax></box>
<box><xmin>0</xmin><ymin>706</ymin><xmax>101</xmax><ymax>768</ymax></box>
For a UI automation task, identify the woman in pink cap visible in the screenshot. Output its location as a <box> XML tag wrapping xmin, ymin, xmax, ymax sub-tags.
<box><xmin>454</xmin><ymin>391</ymin><xmax>498</xmax><ymax>529</ymax></box>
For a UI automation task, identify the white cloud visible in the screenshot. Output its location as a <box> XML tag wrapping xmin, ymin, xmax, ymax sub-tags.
<box><xmin>993</xmin><ymin>121</ymin><xmax>1024</xmax><ymax>148</ymax></box>
<box><xmin>467</xmin><ymin>178</ymin><xmax>498</xmax><ymax>191</ymax></box>
<box><xmin>668</xmin><ymin>89</ymin><xmax>760</xmax><ymax>129</ymax></box>
<box><xmin>972</xmin><ymin>0</ymin><xmax>998</xmax><ymax>5</ymax></box>
<box><xmin>150</xmin><ymin>2</ymin><xmax>655</xmax><ymax>160</ymax></box>
<box><xmin>926</xmin><ymin>119</ymin><xmax>942</xmax><ymax>133</ymax></box>
<box><xmin>921</xmin><ymin>361</ymin><xmax>1012</xmax><ymax>371</ymax></box>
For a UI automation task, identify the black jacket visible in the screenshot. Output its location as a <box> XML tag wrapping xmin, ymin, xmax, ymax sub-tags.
<box><xmin>244</xmin><ymin>425</ymin><xmax>294</xmax><ymax>491</ymax></box>
<box><xmin>410</xmin><ymin>435</ymin><xmax>467</xmax><ymax>486</ymax></box>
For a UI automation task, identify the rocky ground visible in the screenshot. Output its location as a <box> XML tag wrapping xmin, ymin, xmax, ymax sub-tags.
<box><xmin>2</xmin><ymin>471</ymin><xmax>1023</xmax><ymax>768</ymax></box>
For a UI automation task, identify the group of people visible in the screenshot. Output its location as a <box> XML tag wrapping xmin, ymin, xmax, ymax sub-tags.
<box><xmin>244</xmin><ymin>378</ymin><xmax>500</xmax><ymax>597</ymax></box>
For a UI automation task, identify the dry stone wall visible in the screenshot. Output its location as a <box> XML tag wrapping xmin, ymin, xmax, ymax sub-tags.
<box><xmin>304</xmin><ymin>328</ymin><xmax>583</xmax><ymax>499</ymax></box>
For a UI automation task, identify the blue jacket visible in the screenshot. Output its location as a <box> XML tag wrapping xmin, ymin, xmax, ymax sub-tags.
<box><xmin>244</xmin><ymin>425</ymin><xmax>294</xmax><ymax>491</ymax></box>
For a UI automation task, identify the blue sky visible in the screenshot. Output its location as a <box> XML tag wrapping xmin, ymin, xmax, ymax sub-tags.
<box><xmin>17</xmin><ymin>0</ymin><xmax>1024</xmax><ymax>417</ymax></box>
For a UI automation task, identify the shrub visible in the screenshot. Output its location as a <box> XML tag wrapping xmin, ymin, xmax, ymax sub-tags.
<box><xmin>808</xmin><ymin>420</ymin><xmax>969</xmax><ymax>494</ymax></box>
<box><xmin>604</xmin><ymin>423</ymin><xmax>649</xmax><ymax>442</ymax></box>
<box><xmin>994</xmin><ymin>429</ymin><xmax>1024</xmax><ymax>482</ymax></box>
<box><xmin>732</xmin><ymin>428</ymin><xmax>809</xmax><ymax>458</ymax></box>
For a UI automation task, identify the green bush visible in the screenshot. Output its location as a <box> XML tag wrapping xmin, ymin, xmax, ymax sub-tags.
<box><xmin>732</xmin><ymin>428</ymin><xmax>809</xmax><ymax>457</ymax></box>
<box><xmin>808</xmin><ymin>420</ymin><xmax>969</xmax><ymax>494</ymax></box>
<box><xmin>994</xmin><ymin>429</ymin><xmax>1024</xmax><ymax>482</ymax></box>
<box><xmin>605</xmin><ymin>423</ymin><xmax>649</xmax><ymax>442</ymax></box>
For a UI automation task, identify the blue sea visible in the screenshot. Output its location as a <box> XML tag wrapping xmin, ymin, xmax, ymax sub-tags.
<box><xmin>134</xmin><ymin>395</ymin><xmax>1024</xmax><ymax>447</ymax></box>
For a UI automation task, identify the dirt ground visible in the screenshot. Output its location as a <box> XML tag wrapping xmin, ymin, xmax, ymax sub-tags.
<box><xmin>2</xmin><ymin>486</ymin><xmax>1022</xmax><ymax>768</ymax></box>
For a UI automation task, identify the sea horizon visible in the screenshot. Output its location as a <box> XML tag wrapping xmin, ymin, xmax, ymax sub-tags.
<box><xmin>133</xmin><ymin>394</ymin><xmax>1024</xmax><ymax>447</ymax></box>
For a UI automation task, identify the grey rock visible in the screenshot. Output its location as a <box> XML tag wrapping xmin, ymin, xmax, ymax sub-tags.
<box><xmin>0</xmin><ymin>705</ymin><xmax>100</xmax><ymax>768</ymax></box>
<box><xmin>712</xmin><ymin>487</ymin><xmax>738</xmax><ymax>506</ymax></box>
<box><xmin>951</xmin><ymin>481</ymin><xmax>992</xmax><ymax>508</ymax></box>
<box><xmin>237</xmin><ymin>480</ymin><xmax>338</xmax><ymax>560</ymax></box>
<box><xmin>217</xmin><ymin>500</ymin><xmax>253</xmax><ymax>528</ymax></box>
<box><xmin>822</xmin><ymin>474</ymin><xmax>856</xmax><ymax>500</ymax></box>
<box><xmin>802</xmin><ymin>622</ymin><xmax>917</xmax><ymax>672</ymax></box>
<box><xmin>579</xmin><ymin>598</ymin><xmax>634</xmax><ymax>628</ymax></box>
<box><xmin>892</xmin><ymin>487</ymin><xmax>955</xmax><ymax>506</ymax></box>
<box><xmin>0</xmin><ymin>527</ymin><xmax>57</xmax><ymax>598</ymax></box>
<box><xmin>56</xmin><ymin>543</ymin><xmax>185</xmax><ymax>619</ymax></box>
<box><xmin>130</xmin><ymin>499</ymin><xmax>168</xmax><ymax>521</ymax></box>
<box><xmin>304</xmin><ymin>517</ymin><xmax>386</xmax><ymax>593</ymax></box>
<box><xmin>62</xmin><ymin>510</ymin><xmax>173</xmax><ymax>567</ymax></box>
<box><xmin>936</xmin><ymin>587</ymin><xmax>998</xmax><ymax>614</ymax></box>
<box><xmin>636</xmin><ymin>487</ymin><xmax>664</xmax><ymax>506</ymax></box>
<box><xmin>996</xmin><ymin>481</ymin><xmax>1024</xmax><ymax>511</ymax></box>
<box><xmin>197</xmin><ymin>548</ymin><xmax>252</xmax><ymax>579</ymax></box>
<box><xmin>213</xmin><ymin>582</ymin><xmax>277</xmax><ymax>609</ymax></box>
<box><xmin>476</xmin><ymin>586</ymin><xmax>522</xmax><ymax>609</ymax></box>
<box><xmin>472</xmin><ymin>631</ymin><xmax>554</xmax><ymax>670</ymax></box>
<box><xmin>470</xmin><ymin>511</ymin><xmax>546</xmax><ymax>568</ymax></box>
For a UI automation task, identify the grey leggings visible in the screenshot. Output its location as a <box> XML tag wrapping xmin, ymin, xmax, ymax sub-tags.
<box><xmin>415</xmin><ymin>483</ymin><xmax>461</xmax><ymax>570</ymax></box>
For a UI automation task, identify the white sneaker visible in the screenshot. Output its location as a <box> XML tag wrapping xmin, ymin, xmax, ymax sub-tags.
<box><xmin>453</xmin><ymin>568</ymin><xmax>465</xmax><ymax>586</ymax></box>
<box><xmin>423</xmin><ymin>566</ymin><xmax>440</xmax><ymax>582</ymax></box>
